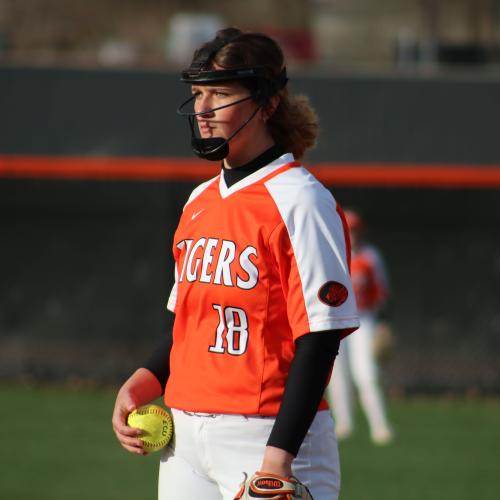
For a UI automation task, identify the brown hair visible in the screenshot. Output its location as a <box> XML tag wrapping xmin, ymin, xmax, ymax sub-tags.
<box><xmin>194</xmin><ymin>27</ymin><xmax>319</xmax><ymax>159</ymax></box>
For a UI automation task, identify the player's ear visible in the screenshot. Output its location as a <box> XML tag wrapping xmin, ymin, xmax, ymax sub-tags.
<box><xmin>262</xmin><ymin>95</ymin><xmax>280</xmax><ymax>122</ymax></box>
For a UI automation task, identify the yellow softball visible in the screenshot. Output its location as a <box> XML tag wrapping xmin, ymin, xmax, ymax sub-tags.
<box><xmin>127</xmin><ymin>404</ymin><xmax>173</xmax><ymax>452</ymax></box>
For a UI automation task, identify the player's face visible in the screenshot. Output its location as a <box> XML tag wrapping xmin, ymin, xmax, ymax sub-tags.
<box><xmin>191</xmin><ymin>80</ymin><xmax>270</xmax><ymax>164</ymax></box>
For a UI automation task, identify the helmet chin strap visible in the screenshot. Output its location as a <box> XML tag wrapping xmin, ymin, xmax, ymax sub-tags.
<box><xmin>183</xmin><ymin>96</ymin><xmax>263</xmax><ymax>161</ymax></box>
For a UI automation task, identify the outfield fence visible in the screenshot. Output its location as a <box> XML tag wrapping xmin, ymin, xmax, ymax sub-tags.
<box><xmin>1</xmin><ymin>67</ymin><xmax>499</xmax><ymax>393</ymax></box>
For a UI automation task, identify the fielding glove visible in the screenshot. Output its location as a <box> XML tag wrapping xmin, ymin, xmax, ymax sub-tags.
<box><xmin>233</xmin><ymin>471</ymin><xmax>313</xmax><ymax>500</ymax></box>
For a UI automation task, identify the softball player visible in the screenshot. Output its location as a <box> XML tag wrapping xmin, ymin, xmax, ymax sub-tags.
<box><xmin>325</xmin><ymin>209</ymin><xmax>394</xmax><ymax>445</ymax></box>
<box><xmin>112</xmin><ymin>28</ymin><xmax>359</xmax><ymax>500</ymax></box>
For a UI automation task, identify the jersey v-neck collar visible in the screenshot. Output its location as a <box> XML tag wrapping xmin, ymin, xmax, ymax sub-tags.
<box><xmin>219</xmin><ymin>152</ymin><xmax>297</xmax><ymax>199</ymax></box>
<box><xmin>221</xmin><ymin>144</ymin><xmax>285</xmax><ymax>188</ymax></box>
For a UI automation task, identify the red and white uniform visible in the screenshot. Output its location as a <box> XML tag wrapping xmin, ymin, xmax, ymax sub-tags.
<box><xmin>165</xmin><ymin>153</ymin><xmax>359</xmax><ymax>416</ymax></box>
<box><xmin>326</xmin><ymin>242</ymin><xmax>393</xmax><ymax>444</ymax></box>
<box><xmin>350</xmin><ymin>245</ymin><xmax>389</xmax><ymax>313</ymax></box>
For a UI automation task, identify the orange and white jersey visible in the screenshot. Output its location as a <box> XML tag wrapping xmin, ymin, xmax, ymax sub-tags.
<box><xmin>350</xmin><ymin>244</ymin><xmax>389</xmax><ymax>313</ymax></box>
<box><xmin>165</xmin><ymin>153</ymin><xmax>359</xmax><ymax>416</ymax></box>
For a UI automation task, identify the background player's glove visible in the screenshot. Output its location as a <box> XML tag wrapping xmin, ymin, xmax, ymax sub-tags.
<box><xmin>373</xmin><ymin>321</ymin><xmax>395</xmax><ymax>363</ymax></box>
<box><xmin>233</xmin><ymin>471</ymin><xmax>313</xmax><ymax>500</ymax></box>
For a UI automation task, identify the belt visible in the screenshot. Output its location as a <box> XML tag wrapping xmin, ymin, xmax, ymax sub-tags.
<box><xmin>182</xmin><ymin>411</ymin><xmax>217</xmax><ymax>418</ymax></box>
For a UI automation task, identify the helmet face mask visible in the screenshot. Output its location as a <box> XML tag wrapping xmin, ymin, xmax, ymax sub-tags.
<box><xmin>177</xmin><ymin>91</ymin><xmax>261</xmax><ymax>162</ymax></box>
<box><xmin>177</xmin><ymin>34</ymin><xmax>288</xmax><ymax>161</ymax></box>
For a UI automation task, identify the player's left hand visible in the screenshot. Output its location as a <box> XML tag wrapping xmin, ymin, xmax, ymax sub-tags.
<box><xmin>233</xmin><ymin>471</ymin><xmax>313</xmax><ymax>499</ymax></box>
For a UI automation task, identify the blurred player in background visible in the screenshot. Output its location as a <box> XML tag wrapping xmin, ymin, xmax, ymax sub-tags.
<box><xmin>325</xmin><ymin>209</ymin><xmax>394</xmax><ymax>445</ymax></box>
<box><xmin>112</xmin><ymin>28</ymin><xmax>359</xmax><ymax>499</ymax></box>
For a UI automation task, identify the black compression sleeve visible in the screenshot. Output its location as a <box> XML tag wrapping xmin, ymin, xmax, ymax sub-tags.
<box><xmin>266</xmin><ymin>330</ymin><xmax>342</xmax><ymax>456</ymax></box>
<box><xmin>142</xmin><ymin>329</ymin><xmax>173</xmax><ymax>393</ymax></box>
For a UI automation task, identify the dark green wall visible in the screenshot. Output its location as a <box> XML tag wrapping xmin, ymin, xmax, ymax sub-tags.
<box><xmin>2</xmin><ymin>178</ymin><xmax>499</xmax><ymax>392</ymax></box>
<box><xmin>1</xmin><ymin>66</ymin><xmax>500</xmax><ymax>163</ymax></box>
<box><xmin>1</xmin><ymin>67</ymin><xmax>499</xmax><ymax>392</ymax></box>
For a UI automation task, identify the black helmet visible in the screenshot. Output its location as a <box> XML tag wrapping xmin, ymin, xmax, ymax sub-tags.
<box><xmin>177</xmin><ymin>30</ymin><xmax>287</xmax><ymax>161</ymax></box>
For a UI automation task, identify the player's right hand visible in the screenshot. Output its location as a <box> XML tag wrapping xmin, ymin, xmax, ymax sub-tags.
<box><xmin>111</xmin><ymin>368</ymin><xmax>164</xmax><ymax>455</ymax></box>
<box><xmin>111</xmin><ymin>388</ymin><xmax>147</xmax><ymax>455</ymax></box>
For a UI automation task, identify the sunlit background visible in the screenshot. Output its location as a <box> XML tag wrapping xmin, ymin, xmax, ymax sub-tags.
<box><xmin>1</xmin><ymin>1</ymin><xmax>499</xmax><ymax>500</ymax></box>
<box><xmin>2</xmin><ymin>0</ymin><xmax>500</xmax><ymax>71</ymax></box>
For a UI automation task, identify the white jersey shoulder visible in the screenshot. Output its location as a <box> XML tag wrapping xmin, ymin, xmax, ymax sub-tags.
<box><xmin>264</xmin><ymin>166</ymin><xmax>340</xmax><ymax>244</ymax></box>
<box><xmin>264</xmin><ymin>165</ymin><xmax>359</xmax><ymax>332</ymax></box>
<box><xmin>183</xmin><ymin>175</ymin><xmax>219</xmax><ymax>210</ymax></box>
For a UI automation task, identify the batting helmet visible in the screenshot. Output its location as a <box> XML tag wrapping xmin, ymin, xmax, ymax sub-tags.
<box><xmin>177</xmin><ymin>28</ymin><xmax>288</xmax><ymax>161</ymax></box>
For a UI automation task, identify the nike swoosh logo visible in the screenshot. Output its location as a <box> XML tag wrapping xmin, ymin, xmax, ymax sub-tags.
<box><xmin>191</xmin><ymin>209</ymin><xmax>204</xmax><ymax>220</ymax></box>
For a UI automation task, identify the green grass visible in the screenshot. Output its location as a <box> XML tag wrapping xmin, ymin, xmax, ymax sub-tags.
<box><xmin>0</xmin><ymin>384</ymin><xmax>159</xmax><ymax>500</ymax></box>
<box><xmin>339</xmin><ymin>397</ymin><xmax>500</xmax><ymax>500</ymax></box>
<box><xmin>0</xmin><ymin>385</ymin><xmax>499</xmax><ymax>500</ymax></box>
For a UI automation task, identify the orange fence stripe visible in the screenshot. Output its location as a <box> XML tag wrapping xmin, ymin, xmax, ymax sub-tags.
<box><xmin>0</xmin><ymin>155</ymin><xmax>218</xmax><ymax>181</ymax></box>
<box><xmin>1</xmin><ymin>155</ymin><xmax>500</xmax><ymax>188</ymax></box>
<box><xmin>312</xmin><ymin>163</ymin><xmax>500</xmax><ymax>188</ymax></box>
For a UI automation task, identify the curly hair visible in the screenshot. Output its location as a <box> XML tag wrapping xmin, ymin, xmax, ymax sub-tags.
<box><xmin>193</xmin><ymin>27</ymin><xmax>319</xmax><ymax>159</ymax></box>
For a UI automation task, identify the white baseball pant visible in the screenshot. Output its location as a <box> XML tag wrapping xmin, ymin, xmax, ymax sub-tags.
<box><xmin>158</xmin><ymin>409</ymin><xmax>340</xmax><ymax>500</ymax></box>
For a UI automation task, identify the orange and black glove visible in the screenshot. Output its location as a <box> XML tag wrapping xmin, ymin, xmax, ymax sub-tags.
<box><xmin>233</xmin><ymin>471</ymin><xmax>313</xmax><ymax>500</ymax></box>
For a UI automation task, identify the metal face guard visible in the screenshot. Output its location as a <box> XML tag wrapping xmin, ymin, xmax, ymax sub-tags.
<box><xmin>177</xmin><ymin>94</ymin><xmax>261</xmax><ymax>161</ymax></box>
